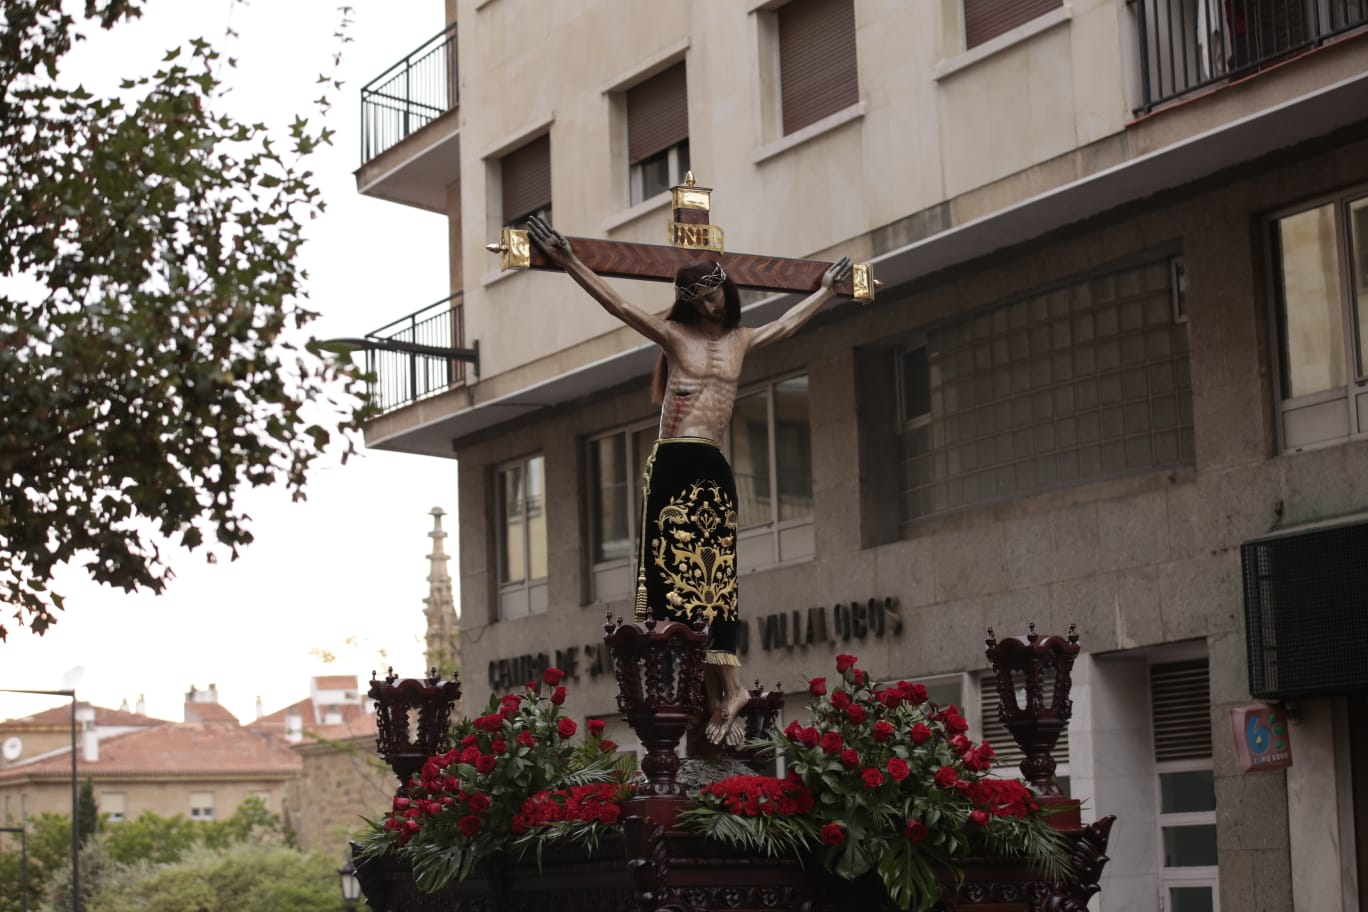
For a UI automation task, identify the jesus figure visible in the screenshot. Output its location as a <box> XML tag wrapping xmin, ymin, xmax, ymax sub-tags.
<box><xmin>526</xmin><ymin>215</ymin><xmax>853</xmax><ymax>745</ymax></box>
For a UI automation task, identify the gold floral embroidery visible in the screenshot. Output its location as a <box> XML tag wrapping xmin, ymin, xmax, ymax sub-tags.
<box><xmin>651</xmin><ymin>481</ymin><xmax>738</xmax><ymax>625</ymax></box>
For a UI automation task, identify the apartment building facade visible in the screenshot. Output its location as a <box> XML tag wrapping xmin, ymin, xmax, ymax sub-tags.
<box><xmin>353</xmin><ymin>2</ymin><xmax>1368</xmax><ymax>910</ymax></box>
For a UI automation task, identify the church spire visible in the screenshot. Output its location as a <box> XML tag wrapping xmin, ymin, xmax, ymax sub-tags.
<box><xmin>423</xmin><ymin>507</ymin><xmax>460</xmax><ymax>681</ymax></box>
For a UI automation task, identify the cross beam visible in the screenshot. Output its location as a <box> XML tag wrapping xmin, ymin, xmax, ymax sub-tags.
<box><xmin>486</xmin><ymin>175</ymin><xmax>876</xmax><ymax>301</ymax></box>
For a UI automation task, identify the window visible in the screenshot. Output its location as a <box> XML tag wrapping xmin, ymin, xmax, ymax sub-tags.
<box><xmin>497</xmin><ymin>455</ymin><xmax>548</xmax><ymax>620</ymax></box>
<box><xmin>963</xmin><ymin>0</ymin><xmax>1062</xmax><ymax>49</ymax></box>
<box><xmin>587</xmin><ymin>423</ymin><xmax>657</xmax><ymax>601</ymax></box>
<box><xmin>777</xmin><ymin>0</ymin><xmax>858</xmax><ymax>135</ymax></box>
<box><xmin>626</xmin><ymin>63</ymin><xmax>689</xmax><ymax>205</ymax></box>
<box><xmin>190</xmin><ymin>791</ymin><xmax>215</xmax><ymax>821</ymax></box>
<box><xmin>1151</xmin><ymin>659</ymin><xmax>1218</xmax><ymax>911</ymax></box>
<box><xmin>501</xmin><ymin>133</ymin><xmax>551</xmax><ymax>228</ymax></box>
<box><xmin>898</xmin><ymin>257</ymin><xmax>1194</xmax><ymax>522</ymax></box>
<box><xmin>1270</xmin><ymin>187</ymin><xmax>1368</xmax><ymax>450</ymax></box>
<box><xmin>729</xmin><ymin>375</ymin><xmax>814</xmax><ymax>568</ymax></box>
<box><xmin>103</xmin><ymin>792</ymin><xmax>126</xmax><ymax>823</ymax></box>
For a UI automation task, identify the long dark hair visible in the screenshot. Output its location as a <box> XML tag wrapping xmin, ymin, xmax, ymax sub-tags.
<box><xmin>650</xmin><ymin>259</ymin><xmax>741</xmax><ymax>405</ymax></box>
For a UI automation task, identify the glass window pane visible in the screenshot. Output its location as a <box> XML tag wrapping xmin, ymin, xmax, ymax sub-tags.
<box><xmin>1160</xmin><ymin>770</ymin><xmax>1216</xmax><ymax>814</ymax></box>
<box><xmin>1169</xmin><ymin>886</ymin><xmax>1215</xmax><ymax>912</ymax></box>
<box><xmin>1350</xmin><ymin>197</ymin><xmax>1368</xmax><ymax>377</ymax></box>
<box><xmin>1276</xmin><ymin>204</ymin><xmax>1346</xmax><ymax>398</ymax></box>
<box><xmin>590</xmin><ymin>436</ymin><xmax>630</xmax><ymax>563</ymax></box>
<box><xmin>902</xmin><ymin>347</ymin><xmax>931</xmax><ymax>419</ymax></box>
<box><xmin>730</xmin><ymin>391</ymin><xmax>770</xmax><ymax>528</ymax></box>
<box><xmin>526</xmin><ymin>456</ymin><xmax>547</xmax><ymax>580</ymax></box>
<box><xmin>500</xmin><ymin>465</ymin><xmax>525</xmax><ymax>583</ymax></box>
<box><xmin>1163</xmin><ymin>824</ymin><xmax>1218</xmax><ymax>867</ymax></box>
<box><xmin>774</xmin><ymin>377</ymin><xmax>812</xmax><ymax>522</ymax></box>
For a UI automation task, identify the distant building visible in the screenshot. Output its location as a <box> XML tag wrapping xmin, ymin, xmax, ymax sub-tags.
<box><xmin>423</xmin><ymin>506</ymin><xmax>461</xmax><ymax>681</ymax></box>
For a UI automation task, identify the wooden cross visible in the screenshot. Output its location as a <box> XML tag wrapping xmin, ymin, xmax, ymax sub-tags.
<box><xmin>485</xmin><ymin>173</ymin><xmax>876</xmax><ymax>301</ymax></box>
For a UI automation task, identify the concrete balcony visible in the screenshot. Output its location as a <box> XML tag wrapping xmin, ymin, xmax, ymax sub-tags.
<box><xmin>355</xmin><ymin>23</ymin><xmax>460</xmax><ymax>213</ymax></box>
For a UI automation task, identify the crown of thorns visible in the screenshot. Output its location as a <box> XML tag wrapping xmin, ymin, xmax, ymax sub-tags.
<box><xmin>674</xmin><ymin>263</ymin><xmax>727</xmax><ymax>302</ymax></box>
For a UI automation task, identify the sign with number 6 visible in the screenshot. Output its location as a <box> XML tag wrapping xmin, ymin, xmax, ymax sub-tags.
<box><xmin>1230</xmin><ymin>705</ymin><xmax>1293</xmax><ymax>773</ymax></box>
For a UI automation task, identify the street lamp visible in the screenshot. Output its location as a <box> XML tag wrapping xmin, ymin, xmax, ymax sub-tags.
<box><xmin>0</xmin><ymin>825</ymin><xmax>29</xmax><ymax>912</ymax></box>
<box><xmin>1</xmin><ymin>674</ymin><xmax>81</xmax><ymax>912</ymax></box>
<box><xmin>337</xmin><ymin>858</ymin><xmax>361</xmax><ymax>906</ymax></box>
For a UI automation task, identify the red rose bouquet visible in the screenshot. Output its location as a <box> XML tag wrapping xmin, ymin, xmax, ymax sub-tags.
<box><xmin>679</xmin><ymin>654</ymin><xmax>1068</xmax><ymax>912</ymax></box>
<box><xmin>356</xmin><ymin>670</ymin><xmax>635</xmax><ymax>892</ymax></box>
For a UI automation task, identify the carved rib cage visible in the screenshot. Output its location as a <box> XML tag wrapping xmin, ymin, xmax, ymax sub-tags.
<box><xmin>604</xmin><ymin>613</ymin><xmax>709</xmax><ymax>796</ymax></box>
<box><xmin>368</xmin><ymin>668</ymin><xmax>463</xmax><ymax>790</ymax></box>
<box><xmin>983</xmin><ymin>624</ymin><xmax>1080</xmax><ymax>797</ymax></box>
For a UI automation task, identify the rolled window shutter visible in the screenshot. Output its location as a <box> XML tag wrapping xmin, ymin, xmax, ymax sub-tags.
<box><xmin>627</xmin><ymin>63</ymin><xmax>688</xmax><ymax>164</ymax></box>
<box><xmin>1150</xmin><ymin>659</ymin><xmax>1212</xmax><ymax>762</ymax></box>
<box><xmin>779</xmin><ymin>0</ymin><xmax>859</xmax><ymax>136</ymax></box>
<box><xmin>963</xmin><ymin>0</ymin><xmax>1062</xmax><ymax>50</ymax></box>
<box><xmin>501</xmin><ymin>133</ymin><xmax>551</xmax><ymax>223</ymax></box>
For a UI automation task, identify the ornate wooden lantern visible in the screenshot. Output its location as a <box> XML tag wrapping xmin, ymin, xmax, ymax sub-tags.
<box><xmin>983</xmin><ymin>623</ymin><xmax>1081</xmax><ymax>798</ymax></box>
<box><xmin>367</xmin><ymin>668</ymin><xmax>463</xmax><ymax>791</ymax></box>
<box><xmin>603</xmin><ymin>613</ymin><xmax>708</xmax><ymax>796</ymax></box>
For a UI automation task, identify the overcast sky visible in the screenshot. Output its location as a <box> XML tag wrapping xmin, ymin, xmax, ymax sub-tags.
<box><xmin>0</xmin><ymin>0</ymin><xmax>460</xmax><ymax>725</ymax></box>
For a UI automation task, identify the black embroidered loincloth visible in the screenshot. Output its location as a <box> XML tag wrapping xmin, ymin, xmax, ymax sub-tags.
<box><xmin>636</xmin><ymin>438</ymin><xmax>740</xmax><ymax>664</ymax></box>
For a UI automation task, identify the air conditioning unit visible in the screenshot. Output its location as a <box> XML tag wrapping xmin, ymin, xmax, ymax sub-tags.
<box><xmin>1242</xmin><ymin>516</ymin><xmax>1368</xmax><ymax>699</ymax></box>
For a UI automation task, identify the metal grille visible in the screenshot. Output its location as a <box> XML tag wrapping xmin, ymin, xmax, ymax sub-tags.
<box><xmin>1243</xmin><ymin>519</ymin><xmax>1368</xmax><ymax>698</ymax></box>
<box><xmin>1150</xmin><ymin>659</ymin><xmax>1212</xmax><ymax>762</ymax></box>
<box><xmin>365</xmin><ymin>293</ymin><xmax>466</xmax><ymax>414</ymax></box>
<box><xmin>1133</xmin><ymin>0</ymin><xmax>1368</xmax><ymax>113</ymax></box>
<box><xmin>360</xmin><ymin>24</ymin><xmax>458</xmax><ymax>164</ymax></box>
<box><xmin>901</xmin><ymin>258</ymin><xmax>1193</xmax><ymax>522</ymax></box>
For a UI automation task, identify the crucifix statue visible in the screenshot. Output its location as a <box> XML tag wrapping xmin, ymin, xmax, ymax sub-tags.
<box><xmin>487</xmin><ymin>174</ymin><xmax>876</xmax><ymax>746</ymax></box>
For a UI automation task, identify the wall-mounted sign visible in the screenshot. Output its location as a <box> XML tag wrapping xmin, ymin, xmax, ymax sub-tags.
<box><xmin>1230</xmin><ymin>705</ymin><xmax>1292</xmax><ymax>773</ymax></box>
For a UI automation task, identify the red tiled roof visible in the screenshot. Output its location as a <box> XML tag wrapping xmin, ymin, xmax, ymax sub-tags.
<box><xmin>312</xmin><ymin>675</ymin><xmax>360</xmax><ymax>691</ymax></box>
<box><xmin>5</xmin><ymin>705</ymin><xmax>167</xmax><ymax>727</ymax></box>
<box><xmin>184</xmin><ymin>702</ymin><xmax>240</xmax><ymax>724</ymax></box>
<box><xmin>0</xmin><ymin>723</ymin><xmax>300</xmax><ymax>780</ymax></box>
<box><xmin>254</xmin><ymin>698</ymin><xmax>368</xmax><ymax>727</ymax></box>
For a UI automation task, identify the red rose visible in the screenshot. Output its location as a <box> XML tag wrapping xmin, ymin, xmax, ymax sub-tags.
<box><xmin>949</xmin><ymin>734</ymin><xmax>972</xmax><ymax>754</ymax></box>
<box><xmin>876</xmin><ymin>689</ymin><xmax>902</xmax><ymax>709</ymax></box>
<box><xmin>589</xmin><ymin>719</ymin><xmax>607</xmax><ymax>737</ymax></box>
<box><xmin>820</xmin><ymin>731</ymin><xmax>844</xmax><ymax>754</ymax></box>
<box><xmin>846</xmin><ymin>704</ymin><xmax>868</xmax><ymax>724</ymax></box>
<box><xmin>798</xmin><ymin>726</ymin><xmax>820</xmax><ymax>749</ymax></box>
<box><xmin>861</xmin><ymin>768</ymin><xmax>885</xmax><ymax>788</ymax></box>
<box><xmin>934</xmin><ymin>766</ymin><xmax>958</xmax><ymax>789</ymax></box>
<box><xmin>784</xmin><ymin>720</ymin><xmax>805</xmax><ymax>741</ymax></box>
<box><xmin>909</xmin><ymin>723</ymin><xmax>932</xmax><ymax>745</ymax></box>
<box><xmin>600</xmin><ymin>739</ymin><xmax>618</xmax><ymax>753</ymax></box>
<box><xmin>473</xmin><ymin>714</ymin><xmax>504</xmax><ymax>732</ymax></box>
<box><xmin>872</xmin><ymin>721</ymin><xmax>894</xmax><ymax>743</ymax></box>
<box><xmin>392</xmin><ymin>796</ymin><xmax>411</xmax><ymax>810</ymax></box>
<box><xmin>830</xmin><ymin>690</ymin><xmax>852</xmax><ymax>710</ymax></box>
<box><xmin>550</xmin><ymin>686</ymin><xmax>567</xmax><ymax>705</ymax></box>
<box><xmin>544</xmin><ymin>667</ymin><xmax>566</xmax><ymax>686</ymax></box>
<box><xmin>900</xmin><ymin>682</ymin><xmax>928</xmax><ymax>705</ymax></box>
<box><xmin>557</xmin><ymin>717</ymin><xmax>577</xmax><ymax>738</ymax></box>
<box><xmin>491</xmin><ymin>739</ymin><xmax>508</xmax><ymax>755</ymax></box>
<box><xmin>969</xmin><ymin>810</ymin><xmax>990</xmax><ymax>827</ymax></box>
<box><xmin>501</xmin><ymin>694</ymin><xmax>522</xmax><ymax>711</ymax></box>
<box><xmin>809</xmin><ymin>677</ymin><xmax>827</xmax><ymax>697</ymax></box>
<box><xmin>904</xmin><ymin>818</ymin><xmax>928</xmax><ymax>843</ymax></box>
<box><xmin>459</xmin><ymin>815</ymin><xmax>482</xmax><ymax>836</ymax></box>
<box><xmin>460</xmin><ymin>734</ymin><xmax>479</xmax><ymax>747</ymax></box>
<box><xmin>887</xmin><ymin>757</ymin><xmax>910</xmax><ymax>781</ymax></box>
<box><xmin>836</xmin><ymin>654</ymin><xmax>858</xmax><ymax>673</ymax></box>
<box><xmin>852</xmin><ymin>669</ymin><xmax>866</xmax><ymax>686</ymax></box>
<box><xmin>516</xmin><ymin>731</ymin><xmax>536</xmax><ymax>748</ymax></box>
<box><xmin>467</xmin><ymin>793</ymin><xmax>491</xmax><ymax>813</ymax></box>
<box><xmin>460</xmin><ymin>746</ymin><xmax>480</xmax><ymax>764</ymax></box>
<box><xmin>820</xmin><ymin>822</ymin><xmax>846</xmax><ymax>846</ymax></box>
<box><xmin>840</xmin><ymin>749</ymin><xmax>860</xmax><ymax>769</ymax></box>
<box><xmin>955</xmin><ymin>778</ymin><xmax>973</xmax><ymax>798</ymax></box>
<box><xmin>943</xmin><ymin>712</ymin><xmax>969</xmax><ymax>735</ymax></box>
<box><xmin>474</xmin><ymin>754</ymin><xmax>497</xmax><ymax>775</ymax></box>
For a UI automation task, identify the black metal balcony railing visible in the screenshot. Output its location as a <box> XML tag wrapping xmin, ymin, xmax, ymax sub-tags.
<box><xmin>365</xmin><ymin>293</ymin><xmax>468</xmax><ymax>414</ymax></box>
<box><xmin>1134</xmin><ymin>0</ymin><xmax>1367</xmax><ymax>112</ymax></box>
<box><xmin>361</xmin><ymin>23</ymin><xmax>458</xmax><ymax>164</ymax></box>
